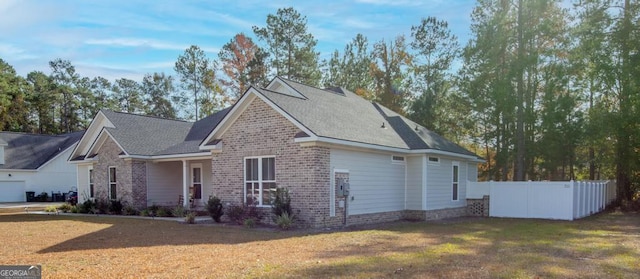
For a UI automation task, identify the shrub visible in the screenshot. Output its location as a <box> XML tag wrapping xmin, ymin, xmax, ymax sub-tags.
<box><xmin>123</xmin><ymin>206</ymin><xmax>139</xmax><ymax>216</ymax></box>
<box><xmin>226</xmin><ymin>199</ymin><xmax>263</xmax><ymax>225</ymax></box>
<box><xmin>57</xmin><ymin>203</ymin><xmax>74</xmax><ymax>213</ymax></box>
<box><xmin>243</xmin><ymin>218</ymin><xmax>256</xmax><ymax>228</ymax></box>
<box><xmin>70</xmin><ymin>206</ymin><xmax>79</xmax><ymax>213</ymax></box>
<box><xmin>226</xmin><ymin>204</ymin><xmax>245</xmax><ymax>224</ymax></box>
<box><xmin>156</xmin><ymin>207</ymin><xmax>172</xmax><ymax>217</ymax></box>
<box><xmin>77</xmin><ymin>199</ymin><xmax>95</xmax><ymax>214</ymax></box>
<box><xmin>271</xmin><ymin>188</ymin><xmax>292</xmax><ymax>220</ymax></box>
<box><xmin>206</xmin><ymin>196</ymin><xmax>224</xmax><ymax>222</ymax></box>
<box><xmin>275</xmin><ymin>212</ymin><xmax>295</xmax><ymax>230</ymax></box>
<box><xmin>185</xmin><ymin>212</ymin><xmax>196</xmax><ymax>224</ymax></box>
<box><xmin>172</xmin><ymin>205</ymin><xmax>186</xmax><ymax>217</ymax></box>
<box><xmin>139</xmin><ymin>209</ymin><xmax>151</xmax><ymax>217</ymax></box>
<box><xmin>45</xmin><ymin>205</ymin><xmax>58</xmax><ymax>213</ymax></box>
<box><xmin>108</xmin><ymin>199</ymin><xmax>123</xmax><ymax>215</ymax></box>
<box><xmin>95</xmin><ymin>198</ymin><xmax>110</xmax><ymax>214</ymax></box>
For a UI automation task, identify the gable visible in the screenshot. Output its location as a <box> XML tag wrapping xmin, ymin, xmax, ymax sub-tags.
<box><xmin>200</xmin><ymin>87</ymin><xmax>316</xmax><ymax>149</ymax></box>
<box><xmin>69</xmin><ymin>111</ymin><xmax>115</xmax><ymax>161</ymax></box>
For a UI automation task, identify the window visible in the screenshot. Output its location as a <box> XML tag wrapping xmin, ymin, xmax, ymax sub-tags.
<box><xmin>245</xmin><ymin>156</ymin><xmax>276</xmax><ymax>206</ymax></box>
<box><xmin>391</xmin><ymin>155</ymin><xmax>405</xmax><ymax>164</ymax></box>
<box><xmin>191</xmin><ymin>164</ymin><xmax>202</xmax><ymax>199</ymax></box>
<box><xmin>452</xmin><ymin>163</ymin><xmax>459</xmax><ymax>201</ymax></box>
<box><xmin>109</xmin><ymin>167</ymin><xmax>117</xmax><ymax>200</ymax></box>
<box><xmin>428</xmin><ymin>157</ymin><xmax>440</xmax><ymax>163</ymax></box>
<box><xmin>88</xmin><ymin>167</ymin><xmax>94</xmax><ymax>198</ymax></box>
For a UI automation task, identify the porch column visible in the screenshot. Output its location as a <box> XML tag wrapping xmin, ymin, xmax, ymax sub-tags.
<box><xmin>182</xmin><ymin>159</ymin><xmax>188</xmax><ymax>207</ymax></box>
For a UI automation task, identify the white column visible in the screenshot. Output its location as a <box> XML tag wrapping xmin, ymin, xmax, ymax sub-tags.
<box><xmin>182</xmin><ymin>159</ymin><xmax>188</xmax><ymax>207</ymax></box>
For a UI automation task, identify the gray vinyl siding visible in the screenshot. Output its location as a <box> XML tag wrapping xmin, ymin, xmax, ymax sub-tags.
<box><xmin>76</xmin><ymin>164</ymin><xmax>90</xmax><ymax>203</ymax></box>
<box><xmin>330</xmin><ymin>148</ymin><xmax>405</xmax><ymax>215</ymax></box>
<box><xmin>146</xmin><ymin>161</ymin><xmax>182</xmax><ymax>206</ymax></box>
<box><xmin>467</xmin><ymin>162</ymin><xmax>478</xmax><ymax>183</ymax></box>
<box><xmin>405</xmin><ymin>155</ymin><xmax>423</xmax><ymax>210</ymax></box>
<box><xmin>425</xmin><ymin>157</ymin><xmax>467</xmax><ymax>210</ymax></box>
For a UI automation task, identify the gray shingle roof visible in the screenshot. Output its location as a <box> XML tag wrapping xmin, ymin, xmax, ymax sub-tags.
<box><xmin>0</xmin><ymin>131</ymin><xmax>84</xmax><ymax>169</ymax></box>
<box><xmin>255</xmin><ymin>78</ymin><xmax>478</xmax><ymax>158</ymax></box>
<box><xmin>99</xmin><ymin>108</ymin><xmax>230</xmax><ymax>156</ymax></box>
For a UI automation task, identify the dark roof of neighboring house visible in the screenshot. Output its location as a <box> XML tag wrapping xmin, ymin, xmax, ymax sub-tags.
<box><xmin>255</xmin><ymin>78</ymin><xmax>478</xmax><ymax>158</ymax></box>
<box><xmin>0</xmin><ymin>131</ymin><xmax>84</xmax><ymax>169</ymax></box>
<box><xmin>99</xmin><ymin>108</ymin><xmax>230</xmax><ymax>156</ymax></box>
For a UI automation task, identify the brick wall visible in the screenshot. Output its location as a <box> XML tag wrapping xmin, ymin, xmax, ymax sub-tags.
<box><xmin>93</xmin><ymin>136</ymin><xmax>146</xmax><ymax>208</ymax></box>
<box><xmin>211</xmin><ymin>98</ymin><xmax>331</xmax><ymax>227</ymax></box>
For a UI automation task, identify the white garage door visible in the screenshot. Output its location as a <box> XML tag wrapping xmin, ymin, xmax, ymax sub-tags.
<box><xmin>0</xmin><ymin>181</ymin><xmax>26</xmax><ymax>202</ymax></box>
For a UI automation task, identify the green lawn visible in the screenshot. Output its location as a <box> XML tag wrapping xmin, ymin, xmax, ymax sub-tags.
<box><xmin>0</xmin><ymin>211</ymin><xmax>638</xmax><ymax>278</ymax></box>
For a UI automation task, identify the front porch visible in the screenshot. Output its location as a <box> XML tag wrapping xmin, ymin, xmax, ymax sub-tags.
<box><xmin>145</xmin><ymin>158</ymin><xmax>212</xmax><ymax>209</ymax></box>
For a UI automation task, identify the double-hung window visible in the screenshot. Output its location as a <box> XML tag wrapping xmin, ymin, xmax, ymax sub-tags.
<box><xmin>452</xmin><ymin>162</ymin><xmax>459</xmax><ymax>201</ymax></box>
<box><xmin>88</xmin><ymin>167</ymin><xmax>94</xmax><ymax>198</ymax></box>
<box><xmin>245</xmin><ymin>156</ymin><xmax>276</xmax><ymax>206</ymax></box>
<box><xmin>109</xmin><ymin>167</ymin><xmax>117</xmax><ymax>200</ymax></box>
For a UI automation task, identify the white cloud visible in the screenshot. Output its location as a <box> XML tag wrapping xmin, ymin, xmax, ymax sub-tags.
<box><xmin>0</xmin><ymin>43</ymin><xmax>37</xmax><ymax>60</ymax></box>
<box><xmin>354</xmin><ymin>0</ymin><xmax>426</xmax><ymax>6</ymax></box>
<box><xmin>84</xmin><ymin>38</ymin><xmax>219</xmax><ymax>53</ymax></box>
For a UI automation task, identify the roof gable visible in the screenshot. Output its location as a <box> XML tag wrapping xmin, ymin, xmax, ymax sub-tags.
<box><xmin>200</xmin><ymin>86</ymin><xmax>316</xmax><ymax>149</ymax></box>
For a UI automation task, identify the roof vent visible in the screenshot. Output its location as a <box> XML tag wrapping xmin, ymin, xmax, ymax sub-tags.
<box><xmin>381</xmin><ymin>122</ymin><xmax>386</xmax><ymax>129</ymax></box>
<box><xmin>325</xmin><ymin>86</ymin><xmax>346</xmax><ymax>95</ymax></box>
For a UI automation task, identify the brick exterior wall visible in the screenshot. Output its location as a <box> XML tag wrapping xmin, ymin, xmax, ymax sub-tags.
<box><xmin>93</xmin><ymin>136</ymin><xmax>147</xmax><ymax>208</ymax></box>
<box><xmin>211</xmin><ymin>98</ymin><xmax>331</xmax><ymax>227</ymax></box>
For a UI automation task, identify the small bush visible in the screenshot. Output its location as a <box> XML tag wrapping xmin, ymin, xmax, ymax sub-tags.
<box><xmin>275</xmin><ymin>212</ymin><xmax>295</xmax><ymax>230</ymax></box>
<box><xmin>140</xmin><ymin>209</ymin><xmax>151</xmax><ymax>217</ymax></box>
<box><xmin>172</xmin><ymin>206</ymin><xmax>186</xmax><ymax>217</ymax></box>
<box><xmin>123</xmin><ymin>206</ymin><xmax>139</xmax><ymax>216</ymax></box>
<box><xmin>70</xmin><ymin>205</ymin><xmax>79</xmax><ymax>213</ymax></box>
<box><xmin>243</xmin><ymin>218</ymin><xmax>256</xmax><ymax>228</ymax></box>
<box><xmin>77</xmin><ymin>199</ymin><xmax>95</xmax><ymax>214</ymax></box>
<box><xmin>226</xmin><ymin>204</ymin><xmax>245</xmax><ymax>224</ymax></box>
<box><xmin>45</xmin><ymin>205</ymin><xmax>58</xmax><ymax>212</ymax></box>
<box><xmin>108</xmin><ymin>199</ymin><xmax>123</xmax><ymax>215</ymax></box>
<box><xmin>57</xmin><ymin>203</ymin><xmax>74</xmax><ymax>213</ymax></box>
<box><xmin>206</xmin><ymin>196</ymin><xmax>224</xmax><ymax>222</ymax></box>
<box><xmin>185</xmin><ymin>212</ymin><xmax>196</xmax><ymax>224</ymax></box>
<box><xmin>156</xmin><ymin>207</ymin><xmax>172</xmax><ymax>217</ymax></box>
<box><xmin>272</xmin><ymin>187</ymin><xmax>292</xmax><ymax>218</ymax></box>
<box><xmin>95</xmin><ymin>198</ymin><xmax>110</xmax><ymax>214</ymax></box>
<box><xmin>226</xmin><ymin>199</ymin><xmax>263</xmax><ymax>225</ymax></box>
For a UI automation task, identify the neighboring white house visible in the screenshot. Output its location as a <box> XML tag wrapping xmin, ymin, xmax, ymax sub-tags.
<box><xmin>0</xmin><ymin>131</ymin><xmax>83</xmax><ymax>202</ymax></box>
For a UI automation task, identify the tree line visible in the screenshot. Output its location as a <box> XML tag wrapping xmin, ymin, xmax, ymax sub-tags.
<box><xmin>0</xmin><ymin>1</ymin><xmax>638</xmax><ymax>202</ymax></box>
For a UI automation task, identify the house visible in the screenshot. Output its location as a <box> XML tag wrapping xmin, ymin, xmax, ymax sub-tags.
<box><xmin>69</xmin><ymin>77</ymin><xmax>482</xmax><ymax>227</ymax></box>
<box><xmin>0</xmin><ymin>131</ymin><xmax>83</xmax><ymax>202</ymax></box>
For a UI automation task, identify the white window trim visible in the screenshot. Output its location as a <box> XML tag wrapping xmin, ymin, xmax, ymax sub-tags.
<box><xmin>244</xmin><ymin>155</ymin><xmax>276</xmax><ymax>207</ymax></box>
<box><xmin>191</xmin><ymin>163</ymin><xmax>203</xmax><ymax>200</ymax></box>
<box><xmin>391</xmin><ymin>155</ymin><xmax>406</xmax><ymax>164</ymax></box>
<box><xmin>88</xmin><ymin>166</ymin><xmax>94</xmax><ymax>199</ymax></box>
<box><xmin>452</xmin><ymin>161</ymin><xmax>460</xmax><ymax>201</ymax></box>
<box><xmin>108</xmin><ymin>166</ymin><xmax>117</xmax><ymax>200</ymax></box>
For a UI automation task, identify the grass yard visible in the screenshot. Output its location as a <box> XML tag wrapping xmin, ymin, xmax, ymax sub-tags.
<box><xmin>0</xmin><ymin>211</ymin><xmax>638</xmax><ymax>278</ymax></box>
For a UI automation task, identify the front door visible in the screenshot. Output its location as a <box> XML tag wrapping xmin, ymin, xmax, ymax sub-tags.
<box><xmin>191</xmin><ymin>164</ymin><xmax>202</xmax><ymax>200</ymax></box>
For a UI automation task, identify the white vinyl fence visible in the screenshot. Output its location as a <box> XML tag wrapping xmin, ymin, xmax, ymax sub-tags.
<box><xmin>467</xmin><ymin>180</ymin><xmax>616</xmax><ymax>220</ymax></box>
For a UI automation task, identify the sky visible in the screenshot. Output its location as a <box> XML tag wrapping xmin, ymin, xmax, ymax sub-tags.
<box><xmin>0</xmin><ymin>0</ymin><xmax>476</xmax><ymax>82</ymax></box>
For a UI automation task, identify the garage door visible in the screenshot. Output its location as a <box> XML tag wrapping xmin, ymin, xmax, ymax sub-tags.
<box><xmin>0</xmin><ymin>181</ymin><xmax>26</xmax><ymax>202</ymax></box>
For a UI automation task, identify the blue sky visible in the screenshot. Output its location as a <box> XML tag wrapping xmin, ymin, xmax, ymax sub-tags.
<box><xmin>0</xmin><ymin>0</ymin><xmax>476</xmax><ymax>82</ymax></box>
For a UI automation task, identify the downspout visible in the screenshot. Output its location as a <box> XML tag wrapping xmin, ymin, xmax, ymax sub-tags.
<box><xmin>182</xmin><ymin>159</ymin><xmax>188</xmax><ymax>208</ymax></box>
